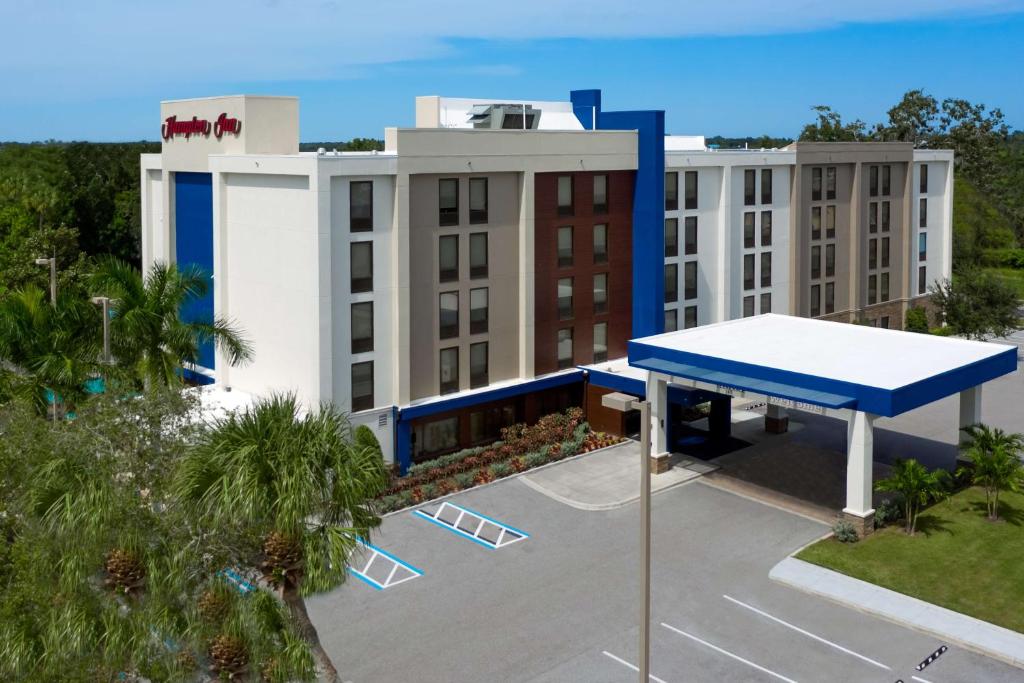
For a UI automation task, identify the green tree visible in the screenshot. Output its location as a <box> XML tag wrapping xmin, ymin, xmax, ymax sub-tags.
<box><xmin>89</xmin><ymin>258</ymin><xmax>252</xmax><ymax>389</ymax></box>
<box><xmin>959</xmin><ymin>424</ymin><xmax>1024</xmax><ymax>521</ymax></box>
<box><xmin>798</xmin><ymin>105</ymin><xmax>868</xmax><ymax>142</ymax></box>
<box><xmin>875</xmin><ymin>459</ymin><xmax>951</xmax><ymax>535</ymax></box>
<box><xmin>873</xmin><ymin>89</ymin><xmax>939</xmax><ymax>145</ymax></box>
<box><xmin>174</xmin><ymin>394</ymin><xmax>390</xmax><ymax>682</ymax></box>
<box><xmin>930</xmin><ymin>269</ymin><xmax>1022</xmax><ymax>340</ymax></box>
<box><xmin>904</xmin><ymin>306</ymin><xmax>929</xmax><ymax>333</ymax></box>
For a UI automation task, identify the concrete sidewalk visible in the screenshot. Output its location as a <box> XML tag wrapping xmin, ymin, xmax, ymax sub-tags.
<box><xmin>771</xmin><ymin>557</ymin><xmax>1024</xmax><ymax>669</ymax></box>
<box><xmin>518</xmin><ymin>439</ymin><xmax>715</xmax><ymax>510</ymax></box>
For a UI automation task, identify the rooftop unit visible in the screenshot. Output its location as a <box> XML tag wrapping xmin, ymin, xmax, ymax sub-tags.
<box><xmin>467</xmin><ymin>103</ymin><xmax>542</xmax><ymax>130</ymax></box>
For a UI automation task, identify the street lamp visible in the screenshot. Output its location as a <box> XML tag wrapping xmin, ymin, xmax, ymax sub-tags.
<box><xmin>602</xmin><ymin>390</ymin><xmax>652</xmax><ymax>682</ymax></box>
<box><xmin>34</xmin><ymin>256</ymin><xmax>56</xmax><ymax>307</ymax></box>
<box><xmin>90</xmin><ymin>296</ymin><xmax>112</xmax><ymax>364</ymax></box>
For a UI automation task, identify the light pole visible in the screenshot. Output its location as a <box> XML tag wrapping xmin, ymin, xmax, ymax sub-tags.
<box><xmin>34</xmin><ymin>256</ymin><xmax>56</xmax><ymax>307</ymax></box>
<box><xmin>90</xmin><ymin>296</ymin><xmax>112</xmax><ymax>364</ymax></box>
<box><xmin>602</xmin><ymin>391</ymin><xmax>652</xmax><ymax>682</ymax></box>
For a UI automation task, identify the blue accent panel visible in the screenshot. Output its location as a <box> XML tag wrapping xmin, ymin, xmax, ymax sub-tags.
<box><xmin>889</xmin><ymin>346</ymin><xmax>1017</xmax><ymax>415</ymax></box>
<box><xmin>570</xmin><ymin>89</ymin><xmax>601</xmax><ymax>130</ymax></box>
<box><xmin>174</xmin><ymin>172</ymin><xmax>215</xmax><ymax>370</ymax></box>
<box><xmin>583</xmin><ymin>367</ymin><xmax>646</xmax><ymax>397</ymax></box>
<box><xmin>399</xmin><ymin>371</ymin><xmax>585</xmax><ymax>422</ymax></box>
<box><xmin>179</xmin><ymin>367</ymin><xmax>215</xmax><ymax>386</ymax></box>
<box><xmin>395</xmin><ymin>419</ymin><xmax>412</xmax><ymax>476</ymax></box>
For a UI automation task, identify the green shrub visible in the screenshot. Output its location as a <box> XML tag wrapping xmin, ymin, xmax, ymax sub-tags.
<box><xmin>874</xmin><ymin>498</ymin><xmax>902</xmax><ymax>528</ymax></box>
<box><xmin>420</xmin><ymin>483</ymin><xmax>437</xmax><ymax>500</ymax></box>
<box><xmin>354</xmin><ymin>424</ymin><xmax>382</xmax><ymax>458</ymax></box>
<box><xmin>525</xmin><ymin>452</ymin><xmax>547</xmax><ymax>468</ymax></box>
<box><xmin>379</xmin><ymin>495</ymin><xmax>401</xmax><ymax>513</ymax></box>
<box><xmin>929</xmin><ymin>325</ymin><xmax>954</xmax><ymax>336</ymax></box>
<box><xmin>454</xmin><ymin>472</ymin><xmax>474</xmax><ymax>489</ymax></box>
<box><xmin>904</xmin><ymin>307</ymin><xmax>929</xmax><ymax>333</ymax></box>
<box><xmin>832</xmin><ymin>520</ymin><xmax>859</xmax><ymax>543</ymax></box>
<box><xmin>396</xmin><ymin>489</ymin><xmax>416</xmax><ymax>510</ymax></box>
<box><xmin>490</xmin><ymin>462</ymin><xmax>512</xmax><ymax>478</ymax></box>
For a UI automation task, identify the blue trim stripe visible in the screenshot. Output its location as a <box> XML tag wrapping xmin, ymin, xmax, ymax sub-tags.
<box><xmin>346</xmin><ymin>568</ymin><xmax>384</xmax><ymax>591</ymax></box>
<box><xmin>443</xmin><ymin>503</ymin><xmax>530</xmax><ymax>539</ymax></box>
<box><xmin>412</xmin><ymin>510</ymin><xmax>499</xmax><ymax>550</ymax></box>
<box><xmin>584</xmin><ymin>367</ymin><xmax>646</xmax><ymax>397</ymax></box>
<box><xmin>399</xmin><ymin>370</ymin><xmax>584</xmax><ymax>422</ymax></box>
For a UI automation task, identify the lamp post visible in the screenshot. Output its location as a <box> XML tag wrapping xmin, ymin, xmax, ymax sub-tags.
<box><xmin>602</xmin><ymin>391</ymin><xmax>652</xmax><ymax>682</ymax></box>
<box><xmin>34</xmin><ymin>256</ymin><xmax>57</xmax><ymax>307</ymax></box>
<box><xmin>90</xmin><ymin>296</ymin><xmax>112</xmax><ymax>364</ymax></box>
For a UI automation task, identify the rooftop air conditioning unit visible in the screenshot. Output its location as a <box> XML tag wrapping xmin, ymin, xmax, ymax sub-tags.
<box><xmin>467</xmin><ymin>104</ymin><xmax>541</xmax><ymax>130</ymax></box>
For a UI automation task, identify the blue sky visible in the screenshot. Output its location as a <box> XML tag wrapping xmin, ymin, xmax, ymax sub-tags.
<box><xmin>2</xmin><ymin>0</ymin><xmax>1024</xmax><ymax>141</ymax></box>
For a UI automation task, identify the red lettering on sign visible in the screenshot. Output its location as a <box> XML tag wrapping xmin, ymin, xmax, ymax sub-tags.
<box><xmin>213</xmin><ymin>113</ymin><xmax>242</xmax><ymax>139</ymax></box>
<box><xmin>161</xmin><ymin>113</ymin><xmax>241</xmax><ymax>141</ymax></box>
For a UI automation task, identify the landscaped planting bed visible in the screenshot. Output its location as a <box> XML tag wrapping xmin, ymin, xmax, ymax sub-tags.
<box><xmin>377</xmin><ymin>407</ymin><xmax>623</xmax><ymax>513</ymax></box>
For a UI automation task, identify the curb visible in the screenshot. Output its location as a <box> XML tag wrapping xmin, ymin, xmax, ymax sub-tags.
<box><xmin>517</xmin><ymin>469</ymin><xmax>703</xmax><ymax>511</ymax></box>
<box><xmin>770</xmin><ymin>557</ymin><xmax>1024</xmax><ymax>670</ymax></box>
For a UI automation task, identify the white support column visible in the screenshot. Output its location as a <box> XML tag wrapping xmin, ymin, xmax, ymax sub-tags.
<box><xmin>765</xmin><ymin>403</ymin><xmax>789</xmax><ymax>434</ymax></box>
<box><xmin>958</xmin><ymin>385</ymin><xmax>983</xmax><ymax>446</ymax></box>
<box><xmin>646</xmin><ymin>372</ymin><xmax>669</xmax><ymax>457</ymax></box>
<box><xmin>844</xmin><ymin>410</ymin><xmax>876</xmax><ymax>520</ymax></box>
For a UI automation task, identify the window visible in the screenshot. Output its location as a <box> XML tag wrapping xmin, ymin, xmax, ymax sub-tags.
<box><xmin>920</xmin><ymin>164</ymin><xmax>928</xmax><ymax>193</ymax></box>
<box><xmin>557</xmin><ymin>176</ymin><xmax>573</xmax><ymax>216</ymax></box>
<box><xmin>881</xmin><ymin>237</ymin><xmax>890</xmax><ymax>268</ymax></box>
<box><xmin>684</xmin><ymin>262</ymin><xmax>698</xmax><ymax>300</ymax></box>
<box><xmin>743</xmin><ymin>295</ymin><xmax>755</xmax><ymax>318</ymax></box>
<box><xmin>684</xmin><ymin>216</ymin><xmax>698</xmax><ymax>255</ymax></box>
<box><xmin>557</xmin><ymin>328</ymin><xmax>573</xmax><ymax>369</ymax></box>
<box><xmin>593</xmin><ymin>224</ymin><xmax>608</xmax><ymax>264</ymax></box>
<box><xmin>439</xmin><ymin>178</ymin><xmax>459</xmax><ymax>226</ymax></box>
<box><xmin>811</xmin><ymin>206</ymin><xmax>821</xmax><ymax>240</ymax></box>
<box><xmin>743</xmin><ymin>254</ymin><xmax>755</xmax><ymax>290</ymax></box>
<box><xmin>881</xmin><ymin>272</ymin><xmax>890</xmax><ymax>302</ymax></box>
<box><xmin>470</xmin><ymin>342</ymin><xmax>488</xmax><ymax>389</ymax></box>
<box><xmin>558</xmin><ymin>277</ymin><xmax>574</xmax><ymax>320</ymax></box>
<box><xmin>760</xmin><ymin>252</ymin><xmax>771</xmax><ymax>288</ymax></box>
<box><xmin>439</xmin><ymin>292</ymin><xmax>459</xmax><ymax>339</ymax></box>
<box><xmin>593</xmin><ymin>322</ymin><xmax>608</xmax><ymax>363</ymax></box>
<box><xmin>468</xmin><ymin>405</ymin><xmax>516</xmax><ymax>447</ymax></box>
<box><xmin>881</xmin><ymin>201</ymin><xmax>890</xmax><ymax>232</ymax></box>
<box><xmin>811</xmin><ymin>245</ymin><xmax>821</xmax><ymax>279</ymax></box>
<box><xmin>664</xmin><ymin>308</ymin><xmax>678</xmax><ymax>332</ymax></box>
<box><xmin>880</xmin><ymin>316</ymin><xmax>890</xmax><ymax>330</ymax></box>
<box><xmin>869</xmin><ymin>202</ymin><xmax>878</xmax><ymax>233</ymax></box>
<box><xmin>469</xmin><ymin>232</ymin><xmax>488</xmax><ymax>279</ymax></box>
<box><xmin>825</xmin><ymin>243</ymin><xmax>835</xmax><ymax>277</ymax></box>
<box><xmin>811</xmin><ymin>167</ymin><xmax>822</xmax><ymax>201</ymax></box>
<box><xmin>744</xmin><ymin>169</ymin><xmax>756</xmax><ymax>206</ymax></box>
<box><xmin>869</xmin><ymin>165</ymin><xmax>879</xmax><ymax>197</ymax></box>
<box><xmin>684</xmin><ymin>305</ymin><xmax>698</xmax><ymax>329</ymax></box>
<box><xmin>684</xmin><ymin>171</ymin><xmax>698</xmax><ymax>210</ymax></box>
<box><xmin>919</xmin><ymin>198</ymin><xmax>927</xmax><ymax>228</ymax></box>
<box><xmin>439</xmin><ymin>347</ymin><xmax>459</xmax><ymax>394</ymax></box>
<box><xmin>810</xmin><ymin>284</ymin><xmax>821</xmax><ymax>317</ymax></box>
<box><xmin>414</xmin><ymin>416</ymin><xmax>458</xmax><ymax>460</ymax></box>
<box><xmin>761</xmin><ymin>169</ymin><xmax>772</xmax><ymax>205</ymax></box>
<box><xmin>665</xmin><ymin>172</ymin><xmax>678</xmax><ymax>211</ymax></box>
<box><xmin>664</xmin><ymin>218</ymin><xmax>678</xmax><ymax>257</ymax></box>
<box><xmin>882</xmin><ymin>165</ymin><xmax>891</xmax><ymax>195</ymax></box>
<box><xmin>351</xmin><ymin>302</ymin><xmax>373</xmax><ymax>353</ymax></box>
<box><xmin>826</xmin><ymin>167</ymin><xmax>837</xmax><ymax>200</ymax></box>
<box><xmin>760</xmin><ymin>292</ymin><xmax>771</xmax><ymax>314</ymax></box>
<box><xmin>825</xmin><ymin>282</ymin><xmax>835</xmax><ymax>314</ymax></box>
<box><xmin>919</xmin><ymin>232</ymin><xmax>927</xmax><ymax>261</ymax></box>
<box><xmin>593</xmin><ymin>273</ymin><xmax>608</xmax><ymax>314</ymax></box>
<box><xmin>868</xmin><ymin>274</ymin><xmax>877</xmax><ymax>304</ymax></box>
<box><xmin>664</xmin><ymin>264</ymin><xmax>678</xmax><ymax>303</ymax></box>
<box><xmin>350</xmin><ymin>181</ymin><xmax>373</xmax><ymax>232</ymax></box>
<box><xmin>869</xmin><ymin>239</ymin><xmax>878</xmax><ymax>270</ymax></box>
<box><xmin>557</xmin><ymin>226</ymin><xmax>573</xmax><ymax>267</ymax></box>
<box><xmin>470</xmin><ymin>287</ymin><xmax>488</xmax><ymax>334</ymax></box>
<box><xmin>350</xmin><ymin>241</ymin><xmax>373</xmax><ymax>293</ymax></box>
<box><xmin>593</xmin><ymin>175</ymin><xmax>608</xmax><ymax>214</ymax></box>
<box><xmin>469</xmin><ymin>177</ymin><xmax>488</xmax><ymax>224</ymax></box>
<box><xmin>919</xmin><ymin>265</ymin><xmax>927</xmax><ymax>294</ymax></box>
<box><xmin>351</xmin><ymin>361</ymin><xmax>374</xmax><ymax>412</ymax></box>
<box><xmin>743</xmin><ymin>212</ymin><xmax>755</xmax><ymax>249</ymax></box>
<box><xmin>825</xmin><ymin>205</ymin><xmax>836</xmax><ymax>239</ymax></box>
<box><xmin>439</xmin><ymin>234</ymin><xmax>458</xmax><ymax>282</ymax></box>
<box><xmin>761</xmin><ymin>211</ymin><xmax>773</xmax><ymax>246</ymax></box>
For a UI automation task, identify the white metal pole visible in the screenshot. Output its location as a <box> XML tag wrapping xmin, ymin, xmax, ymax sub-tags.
<box><xmin>101</xmin><ymin>298</ymin><xmax>111</xmax><ymax>363</ymax></box>
<box><xmin>637</xmin><ymin>398</ymin><xmax>652</xmax><ymax>682</ymax></box>
<box><xmin>49</xmin><ymin>258</ymin><xmax>57</xmax><ymax>307</ymax></box>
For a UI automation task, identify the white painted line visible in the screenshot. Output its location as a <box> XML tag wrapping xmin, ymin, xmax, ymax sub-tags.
<box><xmin>911</xmin><ymin>677</ymin><xmax>934</xmax><ymax>683</ymax></box>
<box><xmin>660</xmin><ymin>622</ymin><xmax>799</xmax><ymax>683</ymax></box>
<box><xmin>601</xmin><ymin>651</ymin><xmax>668</xmax><ymax>683</ymax></box>
<box><xmin>722</xmin><ymin>594</ymin><xmax>891</xmax><ymax>671</ymax></box>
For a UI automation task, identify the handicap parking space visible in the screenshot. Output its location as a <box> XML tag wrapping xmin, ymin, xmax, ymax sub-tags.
<box><xmin>307</xmin><ymin>472</ymin><xmax>1024</xmax><ymax>683</ymax></box>
<box><xmin>347</xmin><ymin>538</ymin><xmax>423</xmax><ymax>591</ymax></box>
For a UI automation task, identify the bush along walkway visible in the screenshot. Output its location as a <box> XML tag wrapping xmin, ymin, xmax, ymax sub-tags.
<box><xmin>377</xmin><ymin>408</ymin><xmax>623</xmax><ymax>513</ymax></box>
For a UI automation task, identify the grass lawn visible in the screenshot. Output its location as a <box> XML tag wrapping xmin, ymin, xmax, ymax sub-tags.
<box><xmin>983</xmin><ymin>266</ymin><xmax>1024</xmax><ymax>299</ymax></box>
<box><xmin>798</xmin><ymin>486</ymin><xmax>1024</xmax><ymax>633</ymax></box>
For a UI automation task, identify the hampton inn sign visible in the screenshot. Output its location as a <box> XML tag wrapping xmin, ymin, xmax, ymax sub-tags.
<box><xmin>161</xmin><ymin>113</ymin><xmax>242</xmax><ymax>141</ymax></box>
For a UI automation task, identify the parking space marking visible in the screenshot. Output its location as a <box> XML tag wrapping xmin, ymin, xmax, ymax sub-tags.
<box><xmin>911</xmin><ymin>676</ymin><xmax>935</xmax><ymax>683</ymax></box>
<box><xmin>660</xmin><ymin>622</ymin><xmax>799</xmax><ymax>683</ymax></box>
<box><xmin>412</xmin><ymin>501</ymin><xmax>529</xmax><ymax>549</ymax></box>
<box><xmin>347</xmin><ymin>538</ymin><xmax>423</xmax><ymax>590</ymax></box>
<box><xmin>722</xmin><ymin>594</ymin><xmax>891</xmax><ymax>671</ymax></box>
<box><xmin>600</xmin><ymin>651</ymin><xmax>669</xmax><ymax>683</ymax></box>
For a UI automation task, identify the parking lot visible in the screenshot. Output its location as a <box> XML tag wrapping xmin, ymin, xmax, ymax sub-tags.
<box><xmin>307</xmin><ymin>469</ymin><xmax>1023</xmax><ymax>682</ymax></box>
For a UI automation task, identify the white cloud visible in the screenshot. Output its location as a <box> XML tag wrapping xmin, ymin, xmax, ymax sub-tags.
<box><xmin>1</xmin><ymin>0</ymin><xmax>1022</xmax><ymax>102</ymax></box>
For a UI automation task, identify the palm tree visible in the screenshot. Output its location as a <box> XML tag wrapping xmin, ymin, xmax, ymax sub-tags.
<box><xmin>174</xmin><ymin>393</ymin><xmax>390</xmax><ymax>682</ymax></box>
<box><xmin>960</xmin><ymin>424</ymin><xmax>1024</xmax><ymax>521</ymax></box>
<box><xmin>875</xmin><ymin>458</ymin><xmax>951</xmax><ymax>535</ymax></box>
<box><xmin>0</xmin><ymin>285</ymin><xmax>101</xmax><ymax>415</ymax></box>
<box><xmin>89</xmin><ymin>257</ymin><xmax>252</xmax><ymax>389</ymax></box>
